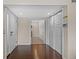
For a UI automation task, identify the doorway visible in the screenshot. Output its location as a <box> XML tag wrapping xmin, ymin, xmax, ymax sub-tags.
<box><xmin>31</xmin><ymin>20</ymin><xmax>45</xmax><ymax>44</ymax></box>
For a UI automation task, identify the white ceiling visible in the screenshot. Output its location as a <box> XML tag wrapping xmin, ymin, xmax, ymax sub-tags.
<box><xmin>7</xmin><ymin>5</ymin><xmax>63</xmax><ymax>20</ymax></box>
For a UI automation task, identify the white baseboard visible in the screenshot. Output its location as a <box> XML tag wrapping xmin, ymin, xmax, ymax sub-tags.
<box><xmin>17</xmin><ymin>43</ymin><xmax>31</xmax><ymax>45</ymax></box>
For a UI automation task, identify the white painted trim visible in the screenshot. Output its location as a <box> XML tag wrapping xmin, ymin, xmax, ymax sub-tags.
<box><xmin>61</xmin><ymin>8</ymin><xmax>65</xmax><ymax>59</ymax></box>
<box><xmin>3</xmin><ymin>7</ymin><xmax>18</xmax><ymax>59</ymax></box>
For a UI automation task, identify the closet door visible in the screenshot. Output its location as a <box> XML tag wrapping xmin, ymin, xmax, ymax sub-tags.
<box><xmin>9</xmin><ymin>13</ymin><xmax>17</xmax><ymax>54</ymax></box>
<box><xmin>53</xmin><ymin>11</ymin><xmax>62</xmax><ymax>54</ymax></box>
<box><xmin>49</xmin><ymin>10</ymin><xmax>63</xmax><ymax>58</ymax></box>
<box><xmin>6</xmin><ymin>10</ymin><xmax>17</xmax><ymax>55</ymax></box>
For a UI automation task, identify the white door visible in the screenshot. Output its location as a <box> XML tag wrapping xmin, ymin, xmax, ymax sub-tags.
<box><xmin>6</xmin><ymin>11</ymin><xmax>17</xmax><ymax>54</ymax></box>
<box><xmin>49</xmin><ymin>10</ymin><xmax>63</xmax><ymax>54</ymax></box>
<box><xmin>32</xmin><ymin>22</ymin><xmax>39</xmax><ymax>38</ymax></box>
<box><xmin>9</xmin><ymin>14</ymin><xmax>17</xmax><ymax>54</ymax></box>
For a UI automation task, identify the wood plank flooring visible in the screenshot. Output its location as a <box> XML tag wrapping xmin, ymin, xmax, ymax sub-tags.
<box><xmin>7</xmin><ymin>44</ymin><xmax>62</xmax><ymax>59</ymax></box>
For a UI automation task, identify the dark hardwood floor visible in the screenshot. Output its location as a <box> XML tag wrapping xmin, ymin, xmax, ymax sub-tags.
<box><xmin>7</xmin><ymin>44</ymin><xmax>62</xmax><ymax>59</ymax></box>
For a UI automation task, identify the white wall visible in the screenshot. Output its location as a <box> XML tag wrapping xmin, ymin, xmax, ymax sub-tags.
<box><xmin>18</xmin><ymin>18</ymin><xmax>31</xmax><ymax>45</ymax></box>
<box><xmin>67</xmin><ymin>2</ymin><xmax>76</xmax><ymax>59</ymax></box>
<box><xmin>4</xmin><ymin>7</ymin><xmax>18</xmax><ymax>59</ymax></box>
<box><xmin>62</xmin><ymin>6</ymin><xmax>68</xmax><ymax>59</ymax></box>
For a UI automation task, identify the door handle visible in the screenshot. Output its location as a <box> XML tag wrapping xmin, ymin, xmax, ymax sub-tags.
<box><xmin>10</xmin><ymin>31</ymin><xmax>14</xmax><ymax>36</ymax></box>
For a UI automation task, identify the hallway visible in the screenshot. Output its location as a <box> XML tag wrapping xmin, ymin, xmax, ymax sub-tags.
<box><xmin>4</xmin><ymin>5</ymin><xmax>65</xmax><ymax>59</ymax></box>
<box><xmin>7</xmin><ymin>45</ymin><xmax>62</xmax><ymax>59</ymax></box>
<box><xmin>3</xmin><ymin>0</ymin><xmax>76</xmax><ymax>58</ymax></box>
<box><xmin>7</xmin><ymin>37</ymin><xmax>62</xmax><ymax>59</ymax></box>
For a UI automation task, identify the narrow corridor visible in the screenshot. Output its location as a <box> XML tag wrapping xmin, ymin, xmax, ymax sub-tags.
<box><xmin>7</xmin><ymin>37</ymin><xmax>62</xmax><ymax>59</ymax></box>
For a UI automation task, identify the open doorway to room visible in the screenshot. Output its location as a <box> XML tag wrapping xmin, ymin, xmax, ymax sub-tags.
<box><xmin>31</xmin><ymin>20</ymin><xmax>45</xmax><ymax>44</ymax></box>
<box><xmin>3</xmin><ymin>5</ymin><xmax>67</xmax><ymax>59</ymax></box>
